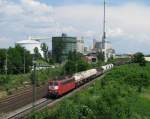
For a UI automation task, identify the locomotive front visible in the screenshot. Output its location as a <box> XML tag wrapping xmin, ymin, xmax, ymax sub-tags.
<box><xmin>48</xmin><ymin>81</ymin><xmax>60</xmax><ymax>97</ymax></box>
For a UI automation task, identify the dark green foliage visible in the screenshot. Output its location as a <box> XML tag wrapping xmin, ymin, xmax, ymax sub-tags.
<box><xmin>77</xmin><ymin>60</ymin><xmax>90</xmax><ymax>72</ymax></box>
<box><xmin>0</xmin><ymin>49</ymin><xmax>6</xmax><ymax>74</ymax></box>
<box><xmin>97</xmin><ymin>51</ymin><xmax>104</xmax><ymax>62</ymax></box>
<box><xmin>124</xmin><ymin>73</ymin><xmax>150</xmax><ymax>92</ymax></box>
<box><xmin>68</xmin><ymin>51</ymin><xmax>83</xmax><ymax>61</ymax></box>
<box><xmin>34</xmin><ymin>47</ymin><xmax>42</xmax><ymax>60</ymax></box>
<box><xmin>64</xmin><ymin>60</ymin><xmax>90</xmax><ymax>75</ymax></box>
<box><xmin>7</xmin><ymin>47</ymin><xmax>22</xmax><ymax>73</ymax></box>
<box><xmin>41</xmin><ymin>43</ymin><xmax>48</xmax><ymax>61</ymax></box>
<box><xmin>64</xmin><ymin>51</ymin><xmax>90</xmax><ymax>74</ymax></box>
<box><xmin>48</xmin><ymin>58</ymin><xmax>55</xmax><ymax>64</ymax></box>
<box><xmin>132</xmin><ymin>52</ymin><xmax>146</xmax><ymax>66</ymax></box>
<box><xmin>0</xmin><ymin>45</ymin><xmax>32</xmax><ymax>74</ymax></box>
<box><xmin>64</xmin><ymin>60</ymin><xmax>76</xmax><ymax>74</ymax></box>
<box><xmin>29</xmin><ymin>108</ymin><xmax>50</xmax><ymax>119</ymax></box>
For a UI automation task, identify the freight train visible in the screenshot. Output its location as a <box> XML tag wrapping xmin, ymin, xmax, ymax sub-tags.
<box><xmin>48</xmin><ymin>64</ymin><xmax>114</xmax><ymax>97</ymax></box>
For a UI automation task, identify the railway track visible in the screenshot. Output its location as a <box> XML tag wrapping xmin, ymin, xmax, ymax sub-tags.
<box><xmin>5</xmin><ymin>99</ymin><xmax>53</xmax><ymax>119</ymax></box>
<box><xmin>3</xmin><ymin>74</ymin><xmax>106</xmax><ymax>119</ymax></box>
<box><xmin>0</xmin><ymin>86</ymin><xmax>32</xmax><ymax>103</ymax></box>
<box><xmin>0</xmin><ymin>84</ymin><xmax>48</xmax><ymax>113</ymax></box>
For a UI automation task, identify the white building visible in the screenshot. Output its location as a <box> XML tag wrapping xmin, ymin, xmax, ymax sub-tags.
<box><xmin>93</xmin><ymin>40</ymin><xmax>115</xmax><ymax>62</ymax></box>
<box><xmin>77</xmin><ymin>37</ymin><xmax>84</xmax><ymax>54</ymax></box>
<box><xmin>105</xmin><ymin>41</ymin><xmax>112</xmax><ymax>50</ymax></box>
<box><xmin>145</xmin><ymin>57</ymin><xmax>150</xmax><ymax>62</ymax></box>
<box><xmin>102</xmin><ymin>41</ymin><xmax>115</xmax><ymax>62</ymax></box>
<box><xmin>16</xmin><ymin>40</ymin><xmax>44</xmax><ymax>57</ymax></box>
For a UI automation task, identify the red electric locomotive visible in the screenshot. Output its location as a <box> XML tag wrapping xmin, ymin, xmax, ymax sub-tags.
<box><xmin>48</xmin><ymin>76</ymin><xmax>75</xmax><ymax>97</ymax></box>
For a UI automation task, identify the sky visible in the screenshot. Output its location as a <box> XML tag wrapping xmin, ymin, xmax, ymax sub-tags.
<box><xmin>0</xmin><ymin>0</ymin><xmax>150</xmax><ymax>54</ymax></box>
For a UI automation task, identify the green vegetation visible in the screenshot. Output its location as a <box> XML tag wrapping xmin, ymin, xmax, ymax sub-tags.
<box><xmin>132</xmin><ymin>52</ymin><xmax>146</xmax><ymax>66</ymax></box>
<box><xmin>41</xmin><ymin>43</ymin><xmax>49</xmax><ymax>62</ymax></box>
<box><xmin>34</xmin><ymin>47</ymin><xmax>42</xmax><ymax>61</ymax></box>
<box><xmin>0</xmin><ymin>44</ymin><xmax>63</xmax><ymax>97</ymax></box>
<box><xmin>0</xmin><ymin>45</ymin><xmax>32</xmax><ymax>74</ymax></box>
<box><xmin>0</xmin><ymin>43</ymin><xmax>53</xmax><ymax>75</ymax></box>
<box><xmin>29</xmin><ymin>63</ymin><xmax>150</xmax><ymax>119</ymax></box>
<box><xmin>63</xmin><ymin>51</ymin><xmax>91</xmax><ymax>75</ymax></box>
<box><xmin>0</xmin><ymin>66</ymin><xmax>62</xmax><ymax>96</ymax></box>
<box><xmin>97</xmin><ymin>51</ymin><xmax>104</xmax><ymax>62</ymax></box>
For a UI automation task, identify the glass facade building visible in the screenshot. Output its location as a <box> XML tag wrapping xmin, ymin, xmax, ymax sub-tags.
<box><xmin>52</xmin><ymin>34</ymin><xmax>77</xmax><ymax>63</ymax></box>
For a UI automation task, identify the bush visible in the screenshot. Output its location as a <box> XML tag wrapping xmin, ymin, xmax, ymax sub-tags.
<box><xmin>132</xmin><ymin>52</ymin><xmax>146</xmax><ymax>66</ymax></box>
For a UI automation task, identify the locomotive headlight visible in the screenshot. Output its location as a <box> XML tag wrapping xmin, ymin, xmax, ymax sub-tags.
<box><xmin>49</xmin><ymin>86</ymin><xmax>51</xmax><ymax>89</ymax></box>
<box><xmin>49</xmin><ymin>86</ymin><xmax>58</xmax><ymax>90</ymax></box>
<box><xmin>54</xmin><ymin>86</ymin><xmax>58</xmax><ymax>90</ymax></box>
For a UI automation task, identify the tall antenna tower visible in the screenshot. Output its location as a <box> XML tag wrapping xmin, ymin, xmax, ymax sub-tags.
<box><xmin>102</xmin><ymin>0</ymin><xmax>107</xmax><ymax>62</ymax></box>
<box><xmin>102</xmin><ymin>0</ymin><xmax>106</xmax><ymax>49</ymax></box>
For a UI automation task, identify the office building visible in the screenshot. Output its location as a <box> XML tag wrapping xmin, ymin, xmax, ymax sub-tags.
<box><xmin>52</xmin><ymin>33</ymin><xmax>77</xmax><ymax>63</ymax></box>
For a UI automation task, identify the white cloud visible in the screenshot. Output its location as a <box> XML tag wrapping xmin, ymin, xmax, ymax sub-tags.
<box><xmin>0</xmin><ymin>1</ymin><xmax>150</xmax><ymax>53</ymax></box>
<box><xmin>0</xmin><ymin>37</ymin><xmax>13</xmax><ymax>48</ymax></box>
<box><xmin>0</xmin><ymin>0</ymin><xmax>58</xmax><ymax>47</ymax></box>
<box><xmin>53</xmin><ymin>3</ymin><xmax>150</xmax><ymax>53</ymax></box>
<box><xmin>107</xmin><ymin>28</ymin><xmax>124</xmax><ymax>37</ymax></box>
<box><xmin>54</xmin><ymin>4</ymin><xmax>150</xmax><ymax>41</ymax></box>
<box><xmin>83</xmin><ymin>30</ymin><xmax>96</xmax><ymax>38</ymax></box>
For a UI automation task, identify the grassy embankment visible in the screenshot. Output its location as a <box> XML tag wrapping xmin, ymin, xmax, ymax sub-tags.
<box><xmin>29</xmin><ymin>63</ymin><xmax>150</xmax><ymax>119</ymax></box>
<box><xmin>0</xmin><ymin>66</ymin><xmax>62</xmax><ymax>98</ymax></box>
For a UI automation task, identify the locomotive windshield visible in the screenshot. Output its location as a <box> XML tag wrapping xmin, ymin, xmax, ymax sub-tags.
<box><xmin>50</xmin><ymin>81</ymin><xmax>58</xmax><ymax>86</ymax></box>
<box><xmin>54</xmin><ymin>81</ymin><xmax>58</xmax><ymax>86</ymax></box>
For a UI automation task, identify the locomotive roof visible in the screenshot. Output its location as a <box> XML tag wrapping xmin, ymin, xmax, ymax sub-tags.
<box><xmin>50</xmin><ymin>75</ymin><xmax>73</xmax><ymax>81</ymax></box>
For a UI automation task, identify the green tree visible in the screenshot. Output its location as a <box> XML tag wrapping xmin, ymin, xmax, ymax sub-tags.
<box><xmin>64</xmin><ymin>60</ymin><xmax>76</xmax><ymax>75</ymax></box>
<box><xmin>48</xmin><ymin>58</ymin><xmax>55</xmax><ymax>64</ymax></box>
<box><xmin>97</xmin><ymin>51</ymin><xmax>104</xmax><ymax>62</ymax></box>
<box><xmin>132</xmin><ymin>52</ymin><xmax>146</xmax><ymax>66</ymax></box>
<box><xmin>6</xmin><ymin>45</ymin><xmax>32</xmax><ymax>74</ymax></box>
<box><xmin>41</xmin><ymin>43</ymin><xmax>48</xmax><ymax>61</ymax></box>
<box><xmin>0</xmin><ymin>49</ymin><xmax>6</xmax><ymax>74</ymax></box>
<box><xmin>131</xmin><ymin>53</ymin><xmax>148</xmax><ymax>92</ymax></box>
<box><xmin>24</xmin><ymin>50</ymin><xmax>32</xmax><ymax>73</ymax></box>
<box><xmin>68</xmin><ymin>51</ymin><xmax>82</xmax><ymax>61</ymax></box>
<box><xmin>96</xmin><ymin>51</ymin><xmax>104</xmax><ymax>66</ymax></box>
<box><xmin>7</xmin><ymin>46</ymin><xmax>22</xmax><ymax>74</ymax></box>
<box><xmin>34</xmin><ymin>47</ymin><xmax>41</xmax><ymax>60</ymax></box>
<box><xmin>77</xmin><ymin>60</ymin><xmax>90</xmax><ymax>72</ymax></box>
<box><xmin>64</xmin><ymin>51</ymin><xmax>89</xmax><ymax>74</ymax></box>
